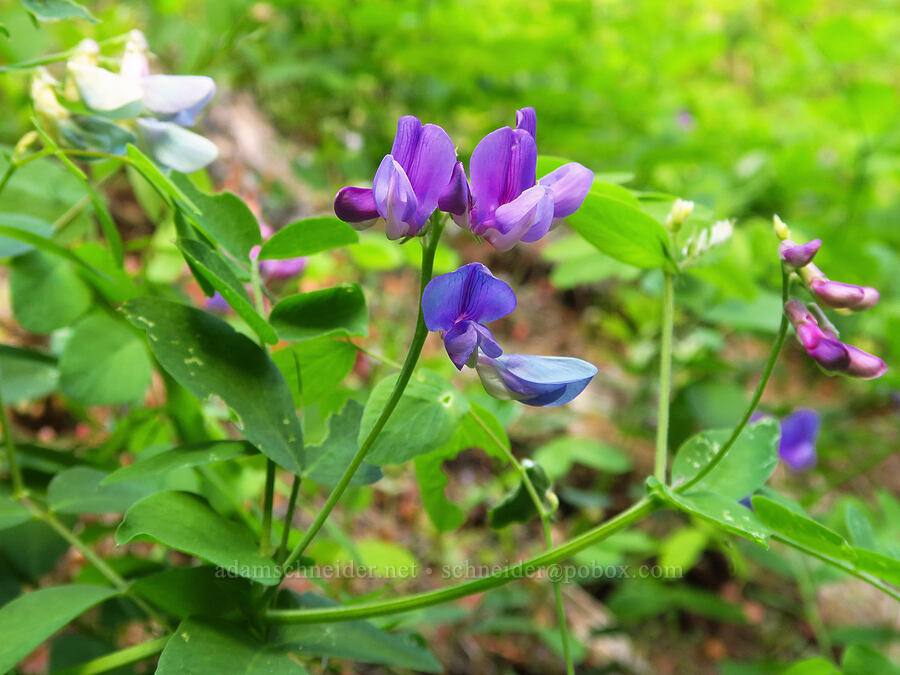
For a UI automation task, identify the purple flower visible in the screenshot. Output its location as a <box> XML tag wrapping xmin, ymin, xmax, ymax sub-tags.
<box><xmin>422</xmin><ymin>263</ymin><xmax>516</xmax><ymax>369</ymax></box>
<box><xmin>458</xmin><ymin>107</ymin><xmax>594</xmax><ymax>250</ymax></box>
<box><xmin>475</xmin><ymin>353</ymin><xmax>597</xmax><ymax>407</ymax></box>
<box><xmin>795</xmin><ymin>261</ymin><xmax>880</xmax><ymax>312</ymax></box>
<box><xmin>334</xmin><ymin>115</ymin><xmax>457</xmax><ymax>239</ymax></box>
<box><xmin>785</xmin><ymin>300</ymin><xmax>886</xmax><ymax>379</ymax></box>
<box><xmin>778</xmin><ymin>239</ymin><xmax>821</xmax><ymax>268</ymax></box>
<box><xmin>253</xmin><ymin>222</ymin><xmax>307</xmax><ymax>282</ymax></box>
<box><xmin>204</xmin><ymin>291</ymin><xmax>230</xmax><ymax>314</ymax></box>
<box><xmin>778</xmin><ymin>409</ymin><xmax>819</xmax><ymax>472</ymax></box>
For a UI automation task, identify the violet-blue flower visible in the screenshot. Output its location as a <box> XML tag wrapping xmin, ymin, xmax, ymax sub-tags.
<box><xmin>475</xmin><ymin>353</ymin><xmax>598</xmax><ymax>407</ymax></box>
<box><xmin>456</xmin><ymin>107</ymin><xmax>593</xmax><ymax>250</ymax></box>
<box><xmin>422</xmin><ymin>263</ymin><xmax>516</xmax><ymax>369</ymax></box>
<box><xmin>778</xmin><ymin>409</ymin><xmax>820</xmax><ymax>472</ymax></box>
<box><xmin>334</xmin><ymin>115</ymin><xmax>457</xmax><ymax>239</ymax></box>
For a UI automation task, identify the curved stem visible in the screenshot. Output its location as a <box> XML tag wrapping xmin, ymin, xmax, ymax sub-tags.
<box><xmin>52</xmin><ymin>636</ymin><xmax>170</xmax><ymax>675</ymax></box>
<box><xmin>655</xmin><ymin>271</ymin><xmax>676</xmax><ymax>482</ymax></box>
<box><xmin>276</xmin><ymin>476</ymin><xmax>301</xmax><ymax>564</ymax></box>
<box><xmin>265</xmin><ymin>497</ymin><xmax>658</xmax><ymax>624</ymax></box>
<box><xmin>676</xmin><ymin>270</ymin><xmax>790</xmax><ymax>493</ymax></box>
<box><xmin>274</xmin><ymin>218</ymin><xmax>445</xmax><ymax>584</ymax></box>
<box><xmin>469</xmin><ymin>408</ymin><xmax>573</xmax><ymax>674</ymax></box>
<box><xmin>0</xmin><ymin>387</ymin><xmax>25</xmax><ymax>497</ymax></box>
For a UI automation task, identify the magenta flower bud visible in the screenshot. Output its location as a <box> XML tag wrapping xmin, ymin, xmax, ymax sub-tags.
<box><xmin>809</xmin><ymin>278</ymin><xmax>867</xmax><ymax>309</ymax></box>
<box><xmin>844</xmin><ymin>345</ymin><xmax>887</xmax><ymax>380</ymax></box>
<box><xmin>778</xmin><ymin>239</ymin><xmax>821</xmax><ymax>268</ymax></box>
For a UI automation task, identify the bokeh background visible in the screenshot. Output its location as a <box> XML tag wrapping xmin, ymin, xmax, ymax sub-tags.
<box><xmin>1</xmin><ymin>1</ymin><xmax>898</xmax><ymax>673</ymax></box>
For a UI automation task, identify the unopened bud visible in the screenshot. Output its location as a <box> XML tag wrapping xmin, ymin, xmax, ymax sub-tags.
<box><xmin>773</xmin><ymin>214</ymin><xmax>790</xmax><ymax>240</ymax></box>
<box><xmin>666</xmin><ymin>198</ymin><xmax>694</xmax><ymax>232</ymax></box>
<box><xmin>31</xmin><ymin>68</ymin><xmax>69</xmax><ymax>121</ymax></box>
<box><xmin>779</xmin><ymin>238</ymin><xmax>821</xmax><ymax>268</ymax></box>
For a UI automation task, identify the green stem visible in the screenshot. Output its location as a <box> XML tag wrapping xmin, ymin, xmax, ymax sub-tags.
<box><xmin>655</xmin><ymin>271</ymin><xmax>675</xmax><ymax>482</ymax></box>
<box><xmin>469</xmin><ymin>408</ymin><xmax>573</xmax><ymax>673</ymax></box>
<box><xmin>773</xmin><ymin>534</ymin><xmax>900</xmax><ymax>604</ymax></box>
<box><xmin>347</xmin><ymin>340</ymin><xmax>403</xmax><ymax>370</ymax></box>
<box><xmin>260</xmin><ymin>460</ymin><xmax>276</xmax><ymax>555</ymax></box>
<box><xmin>276</xmin><ymin>476</ymin><xmax>301</xmax><ymax>564</ymax></box>
<box><xmin>0</xmin><ymin>387</ymin><xmax>25</xmax><ymax>497</ymax></box>
<box><xmin>266</xmin><ymin>497</ymin><xmax>658</xmax><ymax>624</ymax></box>
<box><xmin>52</xmin><ymin>636</ymin><xmax>170</xmax><ymax>675</ymax></box>
<box><xmin>677</xmin><ymin>270</ymin><xmax>790</xmax><ymax>493</ymax></box>
<box><xmin>271</xmin><ymin>218</ymin><xmax>445</xmax><ymax>593</ymax></box>
<box><xmin>0</xmin><ymin>162</ymin><xmax>16</xmax><ymax>199</ymax></box>
<box><xmin>23</xmin><ymin>501</ymin><xmax>166</xmax><ymax>625</ymax></box>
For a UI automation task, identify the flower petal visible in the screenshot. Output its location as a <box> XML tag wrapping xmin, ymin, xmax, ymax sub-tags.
<box><xmin>69</xmin><ymin>63</ymin><xmax>144</xmax><ymax>119</ymax></box>
<box><xmin>260</xmin><ymin>257</ymin><xmax>307</xmax><ymax>281</ymax></box>
<box><xmin>373</xmin><ymin>155</ymin><xmax>418</xmax><ymax>239</ymax></box>
<box><xmin>141</xmin><ymin>75</ymin><xmax>216</xmax><ymax>125</ymax></box>
<box><xmin>844</xmin><ymin>345</ymin><xmax>887</xmax><ymax>380</ymax></box>
<box><xmin>422</xmin><ymin>262</ymin><xmax>517</xmax><ymax>331</ymax></box>
<box><xmin>538</xmin><ymin>162</ymin><xmax>594</xmax><ymax>219</ymax></box>
<box><xmin>442</xmin><ymin>321</ymin><xmax>502</xmax><ymax>370</ymax></box>
<box><xmin>481</xmin><ymin>185</ymin><xmax>554</xmax><ymax>250</ymax></box>
<box><xmin>809</xmin><ymin>279</ymin><xmax>866</xmax><ymax>309</ymax></box>
<box><xmin>438</xmin><ymin>161</ymin><xmax>470</xmax><ymax>218</ymax></box>
<box><xmin>470</xmin><ymin>127</ymin><xmax>537</xmax><ymax>225</ymax></box>
<box><xmin>136</xmin><ymin>118</ymin><xmax>218</xmax><ymax>173</ymax></box>
<box><xmin>475</xmin><ymin>353</ymin><xmax>597</xmax><ymax>407</ymax></box>
<box><xmin>778</xmin><ymin>239</ymin><xmax>821</xmax><ymax>268</ymax></box>
<box><xmin>389</xmin><ymin>116</ymin><xmax>456</xmax><ymax>228</ymax></box>
<box><xmin>515</xmin><ymin>106</ymin><xmax>537</xmax><ymax>139</ymax></box>
<box><xmin>779</xmin><ymin>409</ymin><xmax>819</xmax><ymax>472</ymax></box>
<box><xmin>334</xmin><ymin>186</ymin><xmax>379</xmax><ymax>227</ymax></box>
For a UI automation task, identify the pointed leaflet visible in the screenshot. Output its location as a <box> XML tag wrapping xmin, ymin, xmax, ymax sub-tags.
<box><xmin>117</xmin><ymin>491</ymin><xmax>281</xmax><ymax>585</ymax></box>
<box><xmin>122</xmin><ymin>298</ymin><xmax>303</xmax><ymax>473</ymax></box>
<box><xmin>258</xmin><ymin>216</ymin><xmax>359</xmax><ymax>259</ymax></box>
<box><xmin>0</xmin><ymin>585</ymin><xmax>118</xmax><ymax>674</ymax></box>
<box><xmin>103</xmin><ymin>441</ymin><xmax>254</xmax><ymax>485</ymax></box>
<box><xmin>304</xmin><ymin>401</ymin><xmax>382</xmax><ymax>487</ymax></box>
<box><xmin>270</xmin><ymin>284</ymin><xmax>368</xmax><ymax>341</ymax></box>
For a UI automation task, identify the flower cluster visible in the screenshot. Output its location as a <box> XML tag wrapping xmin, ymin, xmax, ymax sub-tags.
<box><xmin>334</xmin><ymin>107</ymin><xmax>593</xmax><ymax>250</ymax></box>
<box><xmin>32</xmin><ymin>31</ymin><xmax>217</xmax><ymax>173</ymax></box>
<box><xmin>335</xmin><ymin>108</ymin><xmax>598</xmax><ymax>407</ymax></box>
<box><xmin>777</xmin><ymin>217</ymin><xmax>886</xmax><ymax>380</ymax></box>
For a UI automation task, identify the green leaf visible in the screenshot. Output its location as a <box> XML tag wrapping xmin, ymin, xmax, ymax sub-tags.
<box><xmin>103</xmin><ymin>441</ymin><xmax>254</xmax><ymax>485</ymax></box>
<box><xmin>659</xmin><ymin>528</ymin><xmax>708</xmax><ymax>574</ymax></box>
<box><xmin>10</xmin><ymin>250</ymin><xmax>92</xmax><ymax>333</ymax></box>
<box><xmin>842</xmin><ymin>642</ymin><xmax>900</xmax><ymax>675</ymax></box>
<box><xmin>533</xmin><ymin>437</ymin><xmax>632</xmax><ymax>481</ymax></box>
<box><xmin>116</xmin><ymin>491</ymin><xmax>281</xmax><ymax>585</ymax></box>
<box><xmin>844</xmin><ymin>503</ymin><xmax>877</xmax><ymax>550</ymax></box>
<box><xmin>59</xmin><ymin>314</ymin><xmax>152</xmax><ymax>406</ymax></box>
<box><xmin>130</xmin><ymin>567</ymin><xmax>252</xmax><ymax>620</ymax></box>
<box><xmin>664</xmin><ymin>489</ymin><xmax>771</xmax><ymax>546</ymax></box>
<box><xmin>177</xmin><ymin>238</ymin><xmax>278</xmax><ymax>345</ymax></box>
<box><xmin>170</xmin><ymin>175</ymin><xmax>261</xmax><ymax>260</ymax></box>
<box><xmin>271</xmin><ymin>339</ymin><xmax>356</xmax><ymax>406</ymax></box>
<box><xmin>361</xmin><ymin>369</ymin><xmax>469</xmax><ymax>466</ymax></box>
<box><xmin>270</xmin><ymin>592</ymin><xmax>441</xmax><ymax>672</ymax></box>
<box><xmin>672</xmin><ymin>419</ymin><xmax>780</xmax><ymax>500</ymax></box>
<box><xmin>122</xmin><ymin>298</ymin><xmax>304</xmax><ymax>474</ymax></box>
<box><xmin>74</xmin><ymin>242</ymin><xmax>140</xmax><ymax>303</ymax></box>
<box><xmin>304</xmin><ymin>400</ymin><xmax>382</xmax><ymax>487</ymax></box>
<box><xmin>0</xmin><ymin>585</ymin><xmax>117</xmax><ymax>674</ymax></box>
<box><xmin>0</xmin><ymin>345</ymin><xmax>58</xmax><ymax>403</ymax></box>
<box><xmin>851</xmin><ymin>547</ymin><xmax>900</xmax><ymax>585</ymax></box>
<box><xmin>0</xmin><ymin>225</ymin><xmax>110</xmax><ymax>284</ymax></box>
<box><xmin>0</xmin><ymin>213</ymin><xmax>53</xmax><ymax>258</ymax></box>
<box><xmin>782</xmin><ymin>658</ymin><xmax>841</xmax><ymax>675</ymax></box>
<box><xmin>258</xmin><ymin>216</ymin><xmax>359</xmax><ymax>259</ymax></box>
<box><xmin>48</xmin><ymin>467</ymin><xmax>159</xmax><ymax>515</ymax></box>
<box><xmin>0</xmin><ymin>498</ymin><xmax>31</xmax><ymax>531</ymax></box>
<box><xmin>125</xmin><ymin>145</ymin><xmax>198</xmax><ymax>212</ymax></box>
<box><xmin>157</xmin><ymin>618</ymin><xmax>307</xmax><ymax>674</ymax></box>
<box><xmin>270</xmin><ymin>284</ymin><xmax>368</xmax><ymax>341</ymax></box>
<box><xmin>752</xmin><ymin>496</ymin><xmax>854</xmax><ymax>561</ymax></box>
<box><xmin>489</xmin><ymin>461</ymin><xmax>551</xmax><ymax>528</ymax></box>
<box><xmin>567</xmin><ymin>193</ymin><xmax>673</xmax><ymax>269</ymax></box>
<box><xmin>21</xmin><ymin>0</ymin><xmax>96</xmax><ymax>22</ymax></box>
<box><xmin>414</xmin><ymin>403</ymin><xmax>510</xmax><ymax>532</ymax></box>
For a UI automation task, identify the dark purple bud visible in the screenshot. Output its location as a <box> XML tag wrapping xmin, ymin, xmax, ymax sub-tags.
<box><xmin>438</xmin><ymin>161</ymin><xmax>470</xmax><ymax>223</ymax></box>
<box><xmin>778</xmin><ymin>239</ymin><xmax>821</xmax><ymax>268</ymax></box>
<box><xmin>334</xmin><ymin>186</ymin><xmax>379</xmax><ymax>229</ymax></box>
<box><xmin>515</xmin><ymin>106</ymin><xmax>537</xmax><ymax>139</ymax></box>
